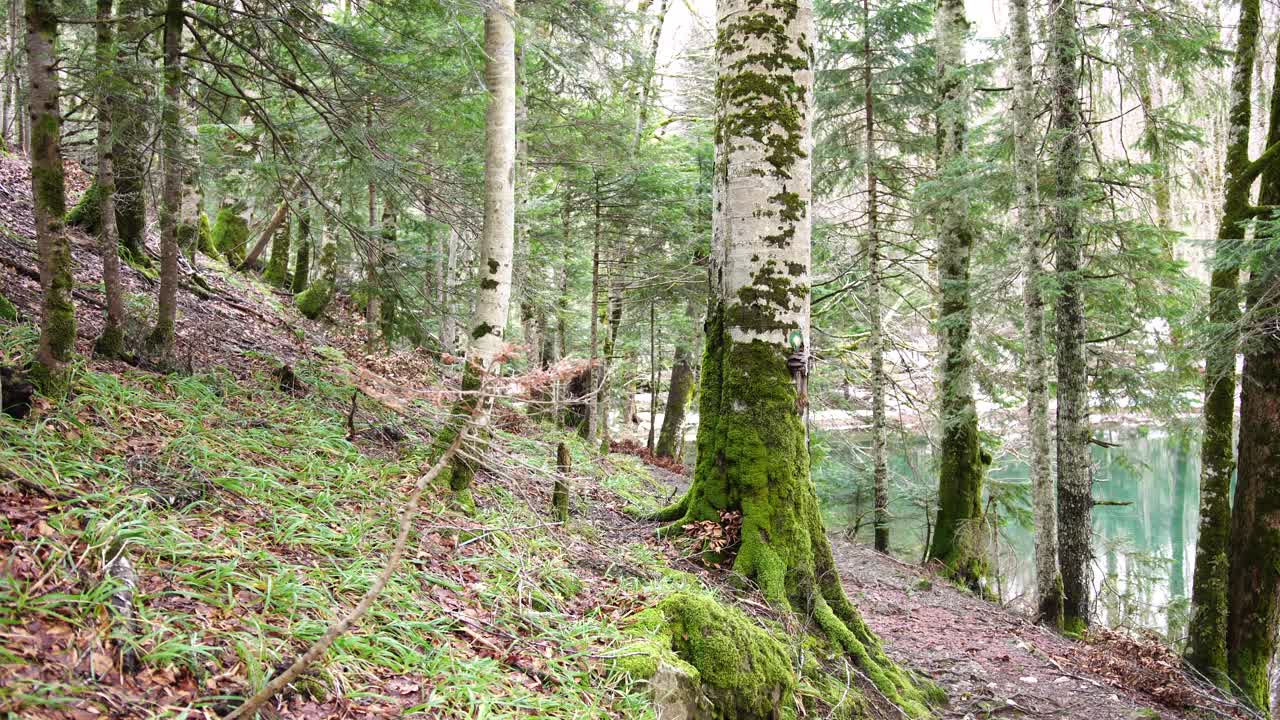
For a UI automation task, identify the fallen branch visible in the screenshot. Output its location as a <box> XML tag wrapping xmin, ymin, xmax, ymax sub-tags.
<box><xmin>221</xmin><ymin>428</ymin><xmax>467</xmax><ymax>720</ymax></box>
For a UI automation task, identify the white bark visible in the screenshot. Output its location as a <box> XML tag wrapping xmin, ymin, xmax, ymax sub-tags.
<box><xmin>715</xmin><ymin>0</ymin><xmax>814</xmax><ymax>349</ymax></box>
<box><xmin>464</xmin><ymin>0</ymin><xmax>517</xmax><ymax>372</ymax></box>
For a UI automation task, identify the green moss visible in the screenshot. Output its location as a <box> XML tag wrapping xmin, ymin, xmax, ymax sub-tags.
<box><xmin>263</xmin><ymin>221</ymin><xmax>291</xmax><ymax>288</ymax></box>
<box><xmin>197</xmin><ymin>213</ymin><xmax>216</xmax><ymax>256</ymax></box>
<box><xmin>617</xmin><ymin>593</ymin><xmax>794</xmax><ymax>719</ymax></box>
<box><xmin>31</xmin><ymin>115</ymin><xmax>67</xmax><ymax>220</ymax></box>
<box><xmin>66</xmin><ymin>181</ymin><xmax>102</xmax><ymax>234</ymax></box>
<box><xmin>295</xmin><ymin>279</ymin><xmax>334</xmax><ymax>320</ymax></box>
<box><xmin>212</xmin><ymin>206</ymin><xmax>249</xmax><ymax>267</ymax></box>
<box><xmin>292</xmin><ymin>233</ymin><xmax>311</xmax><ymax>294</ymax></box>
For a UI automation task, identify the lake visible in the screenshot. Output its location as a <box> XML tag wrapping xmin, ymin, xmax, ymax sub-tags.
<box><xmin>816</xmin><ymin>428</ymin><xmax>1201</xmax><ymax>642</ymax></box>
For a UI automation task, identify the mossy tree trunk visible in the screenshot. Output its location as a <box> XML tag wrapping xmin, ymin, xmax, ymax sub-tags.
<box><xmin>655</xmin><ymin>345</ymin><xmax>693</xmax><ymax>458</ymax></box>
<box><xmin>1188</xmin><ymin>0</ymin><xmax>1262</xmax><ymax>681</ymax></box>
<box><xmin>145</xmin><ymin>0</ymin><xmax>184</xmax><ymax>364</ymax></box>
<box><xmin>444</xmin><ymin>0</ymin><xmax>517</xmax><ymax>504</ymax></box>
<box><xmin>1225</xmin><ymin>259</ymin><xmax>1280</xmax><ymax>712</ymax></box>
<box><xmin>264</xmin><ymin>211</ymin><xmax>292</xmax><ymax>289</ymax></box>
<box><xmin>92</xmin><ymin>0</ymin><xmax>125</xmax><ymax>360</ymax></box>
<box><xmin>26</xmin><ymin>0</ymin><xmax>75</xmax><ymax>388</ymax></box>
<box><xmin>292</xmin><ymin>200</ymin><xmax>311</xmax><ymax>293</ymax></box>
<box><xmin>1011</xmin><ymin>0</ymin><xmax>1061</xmax><ymax>628</ymax></box>
<box><xmin>928</xmin><ymin>0</ymin><xmax>986</xmax><ymax>592</ymax></box>
<box><xmin>1221</xmin><ymin>43</ymin><xmax>1280</xmax><ymax>710</ymax></box>
<box><xmin>653</xmin><ymin>0</ymin><xmax>928</xmax><ymax>714</ymax></box>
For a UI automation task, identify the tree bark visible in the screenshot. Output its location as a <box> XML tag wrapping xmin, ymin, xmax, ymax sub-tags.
<box><xmin>26</xmin><ymin>0</ymin><xmax>74</xmax><ymax>388</ymax></box>
<box><xmin>112</xmin><ymin>0</ymin><xmax>148</xmax><ymax>268</ymax></box>
<box><xmin>587</xmin><ymin>183</ymin><xmax>601</xmax><ymax>445</ymax></box>
<box><xmin>1225</xmin><ymin>261</ymin><xmax>1280</xmax><ymax>712</ymax></box>
<box><xmin>928</xmin><ymin>0</ymin><xmax>986</xmax><ymax>591</ymax></box>
<box><xmin>1187</xmin><ymin>0</ymin><xmax>1261</xmax><ymax>681</ymax></box>
<box><xmin>655</xmin><ymin>345</ymin><xmax>693</xmax><ymax>458</ymax></box>
<box><xmin>445</xmin><ymin>0</ymin><xmax>517</xmax><ymax>502</ymax></box>
<box><xmin>292</xmin><ymin>198</ymin><xmax>311</xmax><ymax>293</ymax></box>
<box><xmin>93</xmin><ymin>0</ymin><xmax>125</xmax><ymax>360</ymax></box>
<box><xmin>264</xmin><ymin>211</ymin><xmax>292</xmax><ymax>289</ymax></box>
<box><xmin>145</xmin><ymin>0</ymin><xmax>183</xmax><ymax>363</ymax></box>
<box><xmin>1011</xmin><ymin>0</ymin><xmax>1061</xmax><ymax>628</ymax></box>
<box><xmin>652</xmin><ymin>0</ymin><xmax>928</xmax><ymax>713</ymax></box>
<box><xmin>647</xmin><ymin>300</ymin><xmax>658</xmax><ymax>452</ymax></box>
<box><xmin>1222</xmin><ymin>31</ymin><xmax>1280</xmax><ymax>709</ymax></box>
<box><xmin>1049</xmin><ymin>0</ymin><xmax>1090</xmax><ymax>635</ymax></box>
<box><xmin>864</xmin><ymin>0</ymin><xmax>889</xmax><ymax>555</ymax></box>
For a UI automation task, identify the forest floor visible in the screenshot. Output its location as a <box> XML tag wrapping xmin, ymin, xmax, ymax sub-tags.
<box><xmin>0</xmin><ymin>154</ymin><xmax>1252</xmax><ymax>719</ymax></box>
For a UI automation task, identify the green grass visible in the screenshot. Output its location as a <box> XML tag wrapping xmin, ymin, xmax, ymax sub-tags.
<box><xmin>0</xmin><ymin>323</ymin><xmax>697</xmax><ymax>718</ymax></box>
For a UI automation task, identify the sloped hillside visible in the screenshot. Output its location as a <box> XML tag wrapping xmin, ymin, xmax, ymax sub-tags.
<box><xmin>0</xmin><ymin>155</ymin><xmax>1251</xmax><ymax>720</ymax></box>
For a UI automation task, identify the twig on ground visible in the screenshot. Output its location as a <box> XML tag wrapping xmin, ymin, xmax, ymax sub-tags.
<box><xmin>221</xmin><ymin>427</ymin><xmax>467</xmax><ymax>720</ymax></box>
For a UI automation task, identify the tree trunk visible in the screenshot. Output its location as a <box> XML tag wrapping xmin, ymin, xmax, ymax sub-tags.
<box><xmin>652</xmin><ymin>0</ymin><xmax>928</xmax><ymax>713</ymax></box>
<box><xmin>26</xmin><ymin>0</ymin><xmax>74</xmax><ymax>388</ymax></box>
<box><xmin>145</xmin><ymin>0</ymin><xmax>183</xmax><ymax>363</ymax></box>
<box><xmin>445</xmin><ymin>0</ymin><xmax>517</xmax><ymax>503</ymax></box>
<box><xmin>1222</xmin><ymin>32</ymin><xmax>1280</xmax><ymax>709</ymax></box>
<box><xmin>292</xmin><ymin>199</ymin><xmax>311</xmax><ymax>293</ymax></box>
<box><xmin>93</xmin><ymin>0</ymin><xmax>125</xmax><ymax>360</ymax></box>
<box><xmin>597</xmin><ymin>254</ymin><xmax>624</xmax><ymax>452</ymax></box>
<box><xmin>378</xmin><ymin>204</ymin><xmax>398</xmax><ymax>345</ymax></box>
<box><xmin>587</xmin><ymin>184</ymin><xmax>601</xmax><ymax>445</ymax></box>
<box><xmin>655</xmin><ymin>345</ymin><xmax>693</xmax><ymax>458</ymax></box>
<box><xmin>928</xmin><ymin>0</ymin><xmax>986</xmax><ymax>591</ymax></box>
<box><xmin>112</xmin><ymin>0</ymin><xmax>148</xmax><ymax>268</ymax></box>
<box><xmin>1225</xmin><ymin>261</ymin><xmax>1280</xmax><ymax>712</ymax></box>
<box><xmin>864</xmin><ymin>0</ymin><xmax>889</xmax><ymax>555</ymax></box>
<box><xmin>1049</xmin><ymin>0</ymin><xmax>1090</xmax><ymax>635</ymax></box>
<box><xmin>552</xmin><ymin>441</ymin><xmax>570</xmax><ymax>522</ymax></box>
<box><xmin>1187</xmin><ymin>0</ymin><xmax>1261</xmax><ymax>681</ymax></box>
<box><xmin>440</xmin><ymin>225</ymin><xmax>458</xmax><ymax>355</ymax></box>
<box><xmin>1011</xmin><ymin>0</ymin><xmax>1061</xmax><ymax>628</ymax></box>
<box><xmin>264</xmin><ymin>211</ymin><xmax>292</xmax><ymax>288</ymax></box>
<box><xmin>239</xmin><ymin>198</ymin><xmax>291</xmax><ymax>271</ymax></box>
<box><xmin>647</xmin><ymin>300</ymin><xmax>657</xmax><ymax>452</ymax></box>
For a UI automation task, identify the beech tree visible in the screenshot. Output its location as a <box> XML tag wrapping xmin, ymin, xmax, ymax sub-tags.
<box><xmin>445</xmin><ymin>0</ymin><xmax>518</xmax><ymax>504</ymax></box>
<box><xmin>651</xmin><ymin>0</ymin><xmax>929</xmax><ymax>711</ymax></box>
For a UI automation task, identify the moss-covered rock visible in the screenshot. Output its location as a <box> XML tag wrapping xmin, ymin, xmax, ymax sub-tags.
<box><xmin>212</xmin><ymin>206</ymin><xmax>249</xmax><ymax>267</ymax></box>
<box><xmin>295</xmin><ymin>279</ymin><xmax>333</xmax><ymax>320</ymax></box>
<box><xmin>618</xmin><ymin>592</ymin><xmax>795</xmax><ymax>720</ymax></box>
<box><xmin>66</xmin><ymin>181</ymin><xmax>102</xmax><ymax>234</ymax></box>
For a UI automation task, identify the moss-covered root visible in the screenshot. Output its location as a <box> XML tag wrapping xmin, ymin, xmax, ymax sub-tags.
<box><xmin>815</xmin><ymin>580</ymin><xmax>939</xmax><ymax>717</ymax></box>
<box><xmin>624</xmin><ymin>593</ymin><xmax>795</xmax><ymax>720</ymax></box>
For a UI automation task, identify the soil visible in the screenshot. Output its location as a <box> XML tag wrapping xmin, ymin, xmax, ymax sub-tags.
<box><xmin>830</xmin><ymin>536</ymin><xmax>1250</xmax><ymax>720</ymax></box>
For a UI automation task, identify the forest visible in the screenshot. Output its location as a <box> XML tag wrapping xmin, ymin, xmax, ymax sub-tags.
<box><xmin>0</xmin><ymin>0</ymin><xmax>1278</xmax><ymax>716</ymax></box>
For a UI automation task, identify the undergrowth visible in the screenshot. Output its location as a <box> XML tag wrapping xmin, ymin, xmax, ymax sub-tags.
<box><xmin>0</xmin><ymin>321</ymin><xmax>698</xmax><ymax>718</ymax></box>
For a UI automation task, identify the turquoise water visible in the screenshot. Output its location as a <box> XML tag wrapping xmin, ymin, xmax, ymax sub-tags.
<box><xmin>816</xmin><ymin>428</ymin><xmax>1200</xmax><ymax>640</ymax></box>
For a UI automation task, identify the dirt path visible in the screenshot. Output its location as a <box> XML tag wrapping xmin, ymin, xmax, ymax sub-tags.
<box><xmin>829</xmin><ymin>536</ymin><xmax>1244</xmax><ymax>720</ymax></box>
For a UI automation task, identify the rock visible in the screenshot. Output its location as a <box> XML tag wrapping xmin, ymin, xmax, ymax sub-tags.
<box><xmin>650</xmin><ymin>662</ymin><xmax>713</xmax><ymax>720</ymax></box>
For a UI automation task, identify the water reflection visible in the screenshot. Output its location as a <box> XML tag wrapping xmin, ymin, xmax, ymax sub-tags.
<box><xmin>816</xmin><ymin>428</ymin><xmax>1200</xmax><ymax>642</ymax></box>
